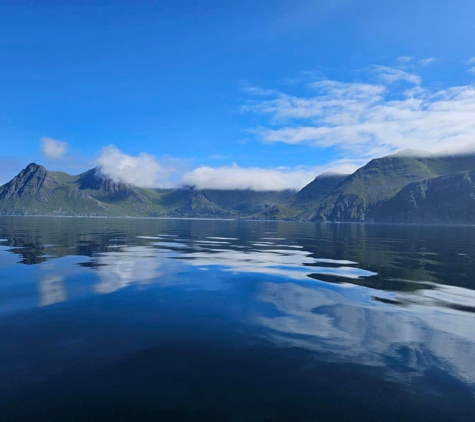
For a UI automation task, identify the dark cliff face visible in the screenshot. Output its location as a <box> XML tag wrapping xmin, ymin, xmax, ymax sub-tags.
<box><xmin>310</xmin><ymin>153</ymin><xmax>475</xmax><ymax>222</ymax></box>
<box><xmin>78</xmin><ymin>168</ymin><xmax>126</xmax><ymax>193</ymax></box>
<box><xmin>378</xmin><ymin>170</ymin><xmax>475</xmax><ymax>223</ymax></box>
<box><xmin>76</xmin><ymin>169</ymin><xmax>146</xmax><ymax>203</ymax></box>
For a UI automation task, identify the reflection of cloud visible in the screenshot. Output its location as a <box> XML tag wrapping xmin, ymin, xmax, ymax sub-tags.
<box><xmin>38</xmin><ymin>275</ymin><xmax>66</xmax><ymax>306</ymax></box>
<box><xmin>94</xmin><ymin>247</ymin><xmax>164</xmax><ymax>294</ymax></box>
<box><xmin>175</xmin><ymin>245</ymin><xmax>374</xmax><ymax>281</ymax></box>
<box><xmin>256</xmin><ymin>281</ymin><xmax>475</xmax><ymax>387</ymax></box>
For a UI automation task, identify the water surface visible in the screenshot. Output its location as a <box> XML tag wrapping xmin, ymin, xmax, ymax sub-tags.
<box><xmin>0</xmin><ymin>216</ymin><xmax>474</xmax><ymax>421</ymax></box>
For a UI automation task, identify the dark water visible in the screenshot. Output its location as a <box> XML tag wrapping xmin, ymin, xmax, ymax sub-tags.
<box><xmin>0</xmin><ymin>217</ymin><xmax>474</xmax><ymax>421</ymax></box>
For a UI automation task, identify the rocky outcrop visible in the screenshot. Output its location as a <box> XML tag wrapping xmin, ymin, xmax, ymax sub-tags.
<box><xmin>378</xmin><ymin>171</ymin><xmax>475</xmax><ymax>223</ymax></box>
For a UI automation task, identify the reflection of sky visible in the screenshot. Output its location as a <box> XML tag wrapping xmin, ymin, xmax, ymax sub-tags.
<box><xmin>174</xmin><ymin>245</ymin><xmax>374</xmax><ymax>281</ymax></box>
<box><xmin>94</xmin><ymin>246</ymin><xmax>186</xmax><ymax>294</ymax></box>
<box><xmin>95</xmin><ymin>247</ymin><xmax>164</xmax><ymax>294</ymax></box>
<box><xmin>84</xmin><ymin>236</ymin><xmax>378</xmax><ymax>296</ymax></box>
<box><xmin>38</xmin><ymin>275</ymin><xmax>66</xmax><ymax>306</ymax></box>
<box><xmin>255</xmin><ymin>281</ymin><xmax>475</xmax><ymax>388</ymax></box>
<box><xmin>2</xmin><ymin>226</ymin><xmax>475</xmax><ymax>391</ymax></box>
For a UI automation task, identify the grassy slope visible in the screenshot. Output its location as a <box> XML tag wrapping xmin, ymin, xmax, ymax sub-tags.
<box><xmin>307</xmin><ymin>154</ymin><xmax>475</xmax><ymax>222</ymax></box>
<box><xmin>5</xmin><ymin>153</ymin><xmax>475</xmax><ymax>221</ymax></box>
<box><xmin>378</xmin><ymin>170</ymin><xmax>475</xmax><ymax>223</ymax></box>
<box><xmin>1</xmin><ymin>167</ymin><xmax>294</xmax><ymax>217</ymax></box>
<box><xmin>253</xmin><ymin>174</ymin><xmax>349</xmax><ymax>220</ymax></box>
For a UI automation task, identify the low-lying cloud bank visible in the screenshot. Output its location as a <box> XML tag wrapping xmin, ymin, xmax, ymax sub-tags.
<box><xmin>94</xmin><ymin>146</ymin><xmax>361</xmax><ymax>191</ymax></box>
<box><xmin>181</xmin><ymin>164</ymin><xmax>312</xmax><ymax>191</ymax></box>
<box><xmin>182</xmin><ymin>158</ymin><xmax>361</xmax><ymax>191</ymax></box>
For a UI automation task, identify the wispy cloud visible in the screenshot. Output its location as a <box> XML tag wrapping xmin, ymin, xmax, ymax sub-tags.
<box><xmin>244</xmin><ymin>65</ymin><xmax>475</xmax><ymax>158</ymax></box>
<box><xmin>468</xmin><ymin>67</ymin><xmax>475</xmax><ymax>76</ymax></box>
<box><xmin>209</xmin><ymin>154</ymin><xmax>231</xmax><ymax>160</ymax></box>
<box><xmin>372</xmin><ymin>65</ymin><xmax>421</xmax><ymax>85</ymax></box>
<box><xmin>467</xmin><ymin>57</ymin><xmax>475</xmax><ymax>65</ymax></box>
<box><xmin>40</xmin><ymin>137</ymin><xmax>68</xmax><ymax>160</ymax></box>
<box><xmin>398</xmin><ymin>56</ymin><xmax>414</xmax><ymax>64</ymax></box>
<box><xmin>419</xmin><ymin>57</ymin><xmax>437</xmax><ymax>66</ymax></box>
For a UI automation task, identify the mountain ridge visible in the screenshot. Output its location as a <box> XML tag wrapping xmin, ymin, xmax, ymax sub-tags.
<box><xmin>2</xmin><ymin>151</ymin><xmax>475</xmax><ymax>223</ymax></box>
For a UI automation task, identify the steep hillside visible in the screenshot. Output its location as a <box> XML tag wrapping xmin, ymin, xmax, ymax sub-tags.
<box><xmin>256</xmin><ymin>173</ymin><xmax>348</xmax><ymax>220</ymax></box>
<box><xmin>0</xmin><ymin>164</ymin><xmax>294</xmax><ymax>218</ymax></box>
<box><xmin>378</xmin><ymin>170</ymin><xmax>475</xmax><ymax>223</ymax></box>
<box><xmin>308</xmin><ymin>152</ymin><xmax>475</xmax><ymax>222</ymax></box>
<box><xmin>3</xmin><ymin>152</ymin><xmax>475</xmax><ymax>224</ymax></box>
<box><xmin>0</xmin><ymin>164</ymin><xmax>110</xmax><ymax>215</ymax></box>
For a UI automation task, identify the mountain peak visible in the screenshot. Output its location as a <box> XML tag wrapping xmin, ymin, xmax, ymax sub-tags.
<box><xmin>0</xmin><ymin>162</ymin><xmax>53</xmax><ymax>204</ymax></box>
<box><xmin>25</xmin><ymin>162</ymin><xmax>48</xmax><ymax>172</ymax></box>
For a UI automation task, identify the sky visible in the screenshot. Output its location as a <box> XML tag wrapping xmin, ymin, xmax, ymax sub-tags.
<box><xmin>1</xmin><ymin>0</ymin><xmax>475</xmax><ymax>189</ymax></box>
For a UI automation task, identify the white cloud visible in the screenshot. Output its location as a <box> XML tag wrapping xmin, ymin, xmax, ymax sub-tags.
<box><xmin>209</xmin><ymin>154</ymin><xmax>231</xmax><ymax>160</ymax></box>
<box><xmin>419</xmin><ymin>57</ymin><xmax>437</xmax><ymax>66</ymax></box>
<box><xmin>468</xmin><ymin>67</ymin><xmax>475</xmax><ymax>76</ymax></box>
<box><xmin>397</xmin><ymin>56</ymin><xmax>414</xmax><ymax>63</ymax></box>
<box><xmin>92</xmin><ymin>145</ymin><xmax>358</xmax><ymax>191</ymax></box>
<box><xmin>467</xmin><ymin>57</ymin><xmax>475</xmax><ymax>65</ymax></box>
<box><xmin>40</xmin><ymin>137</ymin><xmax>68</xmax><ymax>160</ymax></box>
<box><xmin>372</xmin><ymin>65</ymin><xmax>421</xmax><ymax>85</ymax></box>
<box><xmin>241</xmin><ymin>85</ymin><xmax>280</xmax><ymax>97</ymax></box>
<box><xmin>244</xmin><ymin>66</ymin><xmax>475</xmax><ymax>157</ymax></box>
<box><xmin>182</xmin><ymin>164</ymin><xmax>312</xmax><ymax>191</ymax></box>
<box><xmin>96</xmin><ymin>145</ymin><xmax>182</xmax><ymax>188</ymax></box>
<box><xmin>181</xmin><ymin>159</ymin><xmax>359</xmax><ymax>191</ymax></box>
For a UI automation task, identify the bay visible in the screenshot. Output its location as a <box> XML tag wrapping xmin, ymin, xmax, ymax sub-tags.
<box><xmin>0</xmin><ymin>216</ymin><xmax>474</xmax><ymax>421</ymax></box>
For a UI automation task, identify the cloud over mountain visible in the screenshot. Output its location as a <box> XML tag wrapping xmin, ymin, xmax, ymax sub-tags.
<box><xmin>96</xmin><ymin>145</ymin><xmax>180</xmax><ymax>188</ymax></box>
<box><xmin>181</xmin><ymin>159</ymin><xmax>360</xmax><ymax>191</ymax></box>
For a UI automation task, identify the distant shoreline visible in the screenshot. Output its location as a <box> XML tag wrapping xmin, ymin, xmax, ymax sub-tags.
<box><xmin>1</xmin><ymin>214</ymin><xmax>475</xmax><ymax>227</ymax></box>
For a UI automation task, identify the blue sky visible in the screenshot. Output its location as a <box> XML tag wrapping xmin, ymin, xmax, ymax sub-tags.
<box><xmin>1</xmin><ymin>0</ymin><xmax>475</xmax><ymax>189</ymax></box>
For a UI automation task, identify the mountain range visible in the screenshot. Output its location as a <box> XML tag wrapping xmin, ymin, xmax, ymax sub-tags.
<box><xmin>2</xmin><ymin>149</ymin><xmax>475</xmax><ymax>223</ymax></box>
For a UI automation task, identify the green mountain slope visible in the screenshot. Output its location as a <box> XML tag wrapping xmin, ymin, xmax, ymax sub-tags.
<box><xmin>378</xmin><ymin>170</ymin><xmax>475</xmax><ymax>223</ymax></box>
<box><xmin>307</xmin><ymin>152</ymin><xmax>475</xmax><ymax>222</ymax></box>
<box><xmin>256</xmin><ymin>172</ymin><xmax>348</xmax><ymax>220</ymax></box>
<box><xmin>0</xmin><ymin>164</ymin><xmax>295</xmax><ymax>218</ymax></box>
<box><xmin>3</xmin><ymin>152</ymin><xmax>475</xmax><ymax>223</ymax></box>
<box><xmin>0</xmin><ymin>164</ymin><xmax>111</xmax><ymax>215</ymax></box>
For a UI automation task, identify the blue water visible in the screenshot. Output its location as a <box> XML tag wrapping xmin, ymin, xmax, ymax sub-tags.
<box><xmin>0</xmin><ymin>216</ymin><xmax>474</xmax><ymax>421</ymax></box>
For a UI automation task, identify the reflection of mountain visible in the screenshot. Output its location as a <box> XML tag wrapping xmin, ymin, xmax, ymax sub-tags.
<box><xmin>256</xmin><ymin>281</ymin><xmax>475</xmax><ymax>387</ymax></box>
<box><xmin>1</xmin><ymin>217</ymin><xmax>475</xmax><ymax>292</ymax></box>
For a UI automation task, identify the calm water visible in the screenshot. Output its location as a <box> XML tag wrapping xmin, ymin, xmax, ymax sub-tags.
<box><xmin>0</xmin><ymin>217</ymin><xmax>474</xmax><ymax>421</ymax></box>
